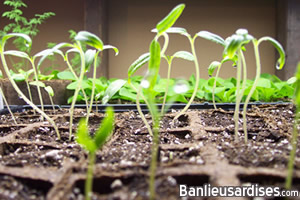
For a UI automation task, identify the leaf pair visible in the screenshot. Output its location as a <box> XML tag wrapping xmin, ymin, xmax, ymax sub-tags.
<box><xmin>76</xmin><ymin>107</ymin><xmax>114</xmax><ymax>154</ymax></box>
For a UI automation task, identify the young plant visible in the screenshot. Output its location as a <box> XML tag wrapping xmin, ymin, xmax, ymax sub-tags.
<box><xmin>76</xmin><ymin>107</ymin><xmax>114</xmax><ymax>200</ymax></box>
<box><xmin>160</xmin><ymin>51</ymin><xmax>194</xmax><ymax>115</ymax></box>
<box><xmin>0</xmin><ymin>33</ymin><xmax>60</xmax><ymax>139</ymax></box>
<box><xmin>285</xmin><ymin>63</ymin><xmax>300</xmax><ymax>190</ymax></box>
<box><xmin>0</xmin><ymin>0</ymin><xmax>55</xmax><ymax>70</ymax></box>
<box><xmin>10</xmin><ymin>68</ymin><xmax>35</xmax><ymax>114</ymax></box>
<box><xmin>30</xmin><ymin>80</ymin><xmax>55</xmax><ymax>111</ymax></box>
<box><xmin>40</xmin><ymin>31</ymin><xmax>118</xmax><ymax>140</ymax></box>
<box><xmin>202</xmin><ymin>29</ymin><xmax>285</xmax><ymax>142</ymax></box>
<box><xmin>127</xmin><ymin>4</ymin><xmax>186</xmax><ymax>200</ymax></box>
<box><xmin>153</xmin><ymin>27</ymin><xmax>225</xmax><ymax>122</ymax></box>
<box><xmin>44</xmin><ymin>86</ymin><xmax>55</xmax><ymax>111</ymax></box>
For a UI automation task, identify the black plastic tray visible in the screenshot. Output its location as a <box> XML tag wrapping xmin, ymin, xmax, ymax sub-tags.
<box><xmin>0</xmin><ymin>102</ymin><xmax>292</xmax><ymax>114</ymax></box>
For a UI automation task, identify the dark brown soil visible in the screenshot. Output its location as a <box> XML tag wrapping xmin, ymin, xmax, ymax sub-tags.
<box><xmin>0</xmin><ymin>104</ymin><xmax>299</xmax><ymax>200</ymax></box>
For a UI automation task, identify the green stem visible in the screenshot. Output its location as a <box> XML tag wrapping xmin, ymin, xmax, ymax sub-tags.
<box><xmin>149</xmin><ymin>111</ymin><xmax>160</xmax><ymax>200</ymax></box>
<box><xmin>48</xmin><ymin>93</ymin><xmax>55</xmax><ymax>111</ymax></box>
<box><xmin>133</xmin><ymin>82</ymin><xmax>153</xmax><ymax>136</ymax></box>
<box><xmin>25</xmin><ymin>79</ymin><xmax>36</xmax><ymax>115</ymax></box>
<box><xmin>161</xmin><ymin>59</ymin><xmax>172</xmax><ymax>115</ymax></box>
<box><xmin>69</xmin><ymin>42</ymin><xmax>86</xmax><ymax>141</ymax></box>
<box><xmin>65</xmin><ymin>54</ymin><xmax>89</xmax><ymax>112</ymax></box>
<box><xmin>30</xmin><ymin>60</ymin><xmax>44</xmax><ymax>119</ymax></box>
<box><xmin>173</xmin><ymin>35</ymin><xmax>199</xmax><ymax>122</ymax></box>
<box><xmin>243</xmin><ymin>40</ymin><xmax>260</xmax><ymax>143</ymax></box>
<box><xmin>285</xmin><ymin>110</ymin><xmax>299</xmax><ymax>189</ymax></box>
<box><xmin>239</xmin><ymin>51</ymin><xmax>248</xmax><ymax>143</ymax></box>
<box><xmin>85</xmin><ymin>152</ymin><xmax>96</xmax><ymax>200</ymax></box>
<box><xmin>234</xmin><ymin>50</ymin><xmax>242</xmax><ymax>141</ymax></box>
<box><xmin>0</xmin><ymin>50</ymin><xmax>60</xmax><ymax>140</ymax></box>
<box><xmin>86</xmin><ymin>52</ymin><xmax>100</xmax><ymax>124</ymax></box>
<box><xmin>0</xmin><ymin>87</ymin><xmax>17</xmax><ymax>124</ymax></box>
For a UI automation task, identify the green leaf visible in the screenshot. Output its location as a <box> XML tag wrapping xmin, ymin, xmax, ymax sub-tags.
<box><xmin>10</xmin><ymin>70</ymin><xmax>25</xmax><ymax>81</ymax></box>
<box><xmin>37</xmin><ymin>42</ymin><xmax>72</xmax><ymax>67</ymax></box>
<box><xmin>103</xmin><ymin>45</ymin><xmax>119</xmax><ymax>55</ymax></box>
<box><xmin>119</xmin><ymin>87</ymin><xmax>137</xmax><ymax>102</ymax></box>
<box><xmin>223</xmin><ymin>35</ymin><xmax>245</xmax><ymax>59</ymax></box>
<box><xmin>76</xmin><ymin>119</ymin><xmax>97</xmax><ymax>153</ymax></box>
<box><xmin>67</xmin><ymin>94</ymin><xmax>84</xmax><ymax>104</ymax></box>
<box><xmin>2</xmin><ymin>33</ymin><xmax>32</xmax><ymax>47</ymax></box>
<box><xmin>208</xmin><ymin>61</ymin><xmax>221</xmax><ymax>76</ymax></box>
<box><xmin>30</xmin><ymin>80</ymin><xmax>46</xmax><ymax>88</ymax></box>
<box><xmin>57</xmin><ymin>71</ymin><xmax>77</xmax><ymax>81</ymax></box>
<box><xmin>128</xmin><ymin>53</ymin><xmax>150</xmax><ymax>79</ymax></box>
<box><xmin>287</xmin><ymin>77</ymin><xmax>296</xmax><ymax>85</ymax></box>
<box><xmin>197</xmin><ymin>31</ymin><xmax>225</xmax><ymax>46</ymax></box>
<box><xmin>44</xmin><ymin>86</ymin><xmax>54</xmax><ymax>97</ymax></box>
<box><xmin>295</xmin><ymin>63</ymin><xmax>300</xmax><ymax>107</ymax></box>
<box><xmin>67</xmin><ymin>80</ymin><xmax>90</xmax><ymax>90</ymax></box>
<box><xmin>34</xmin><ymin>48</ymin><xmax>64</xmax><ymax>59</ymax></box>
<box><xmin>156</xmin><ymin>4</ymin><xmax>185</xmax><ymax>34</ymax></box>
<box><xmin>256</xmin><ymin>78</ymin><xmax>271</xmax><ymax>88</ymax></box>
<box><xmin>94</xmin><ymin>107</ymin><xmax>114</xmax><ymax>149</ymax></box>
<box><xmin>75</xmin><ymin>31</ymin><xmax>103</xmax><ymax>50</ymax></box>
<box><xmin>172</xmin><ymin>51</ymin><xmax>194</xmax><ymax>61</ymax></box>
<box><xmin>84</xmin><ymin>49</ymin><xmax>96</xmax><ymax>71</ymax></box>
<box><xmin>153</xmin><ymin>27</ymin><xmax>188</xmax><ymax>36</ymax></box>
<box><xmin>102</xmin><ymin>79</ymin><xmax>126</xmax><ymax>104</ymax></box>
<box><xmin>4</xmin><ymin>50</ymin><xmax>30</xmax><ymax>60</ymax></box>
<box><xmin>258</xmin><ymin>36</ymin><xmax>286</xmax><ymax>70</ymax></box>
<box><xmin>147</xmin><ymin>39</ymin><xmax>161</xmax><ymax>89</ymax></box>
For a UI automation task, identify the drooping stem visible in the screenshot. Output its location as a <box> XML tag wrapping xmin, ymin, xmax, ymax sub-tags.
<box><xmin>161</xmin><ymin>59</ymin><xmax>172</xmax><ymax>115</ymax></box>
<box><xmin>48</xmin><ymin>93</ymin><xmax>55</xmax><ymax>111</ymax></box>
<box><xmin>234</xmin><ymin>50</ymin><xmax>242</xmax><ymax>141</ymax></box>
<box><xmin>25</xmin><ymin>79</ymin><xmax>36</xmax><ymax>115</ymax></box>
<box><xmin>69</xmin><ymin>42</ymin><xmax>86</xmax><ymax>141</ymax></box>
<box><xmin>30</xmin><ymin>60</ymin><xmax>44</xmax><ymax>120</ymax></box>
<box><xmin>86</xmin><ymin>52</ymin><xmax>100</xmax><ymax>124</ymax></box>
<box><xmin>133</xmin><ymin>82</ymin><xmax>153</xmax><ymax>136</ymax></box>
<box><xmin>65</xmin><ymin>53</ymin><xmax>89</xmax><ymax>111</ymax></box>
<box><xmin>285</xmin><ymin>110</ymin><xmax>299</xmax><ymax>189</ymax></box>
<box><xmin>0</xmin><ymin>87</ymin><xmax>17</xmax><ymax>124</ymax></box>
<box><xmin>173</xmin><ymin>35</ymin><xmax>199</xmax><ymax>121</ymax></box>
<box><xmin>85</xmin><ymin>152</ymin><xmax>96</xmax><ymax>200</ymax></box>
<box><xmin>242</xmin><ymin>40</ymin><xmax>261</xmax><ymax>143</ymax></box>
<box><xmin>0</xmin><ymin>50</ymin><xmax>60</xmax><ymax>139</ymax></box>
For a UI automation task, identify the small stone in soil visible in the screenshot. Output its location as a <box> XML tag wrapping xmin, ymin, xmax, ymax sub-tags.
<box><xmin>111</xmin><ymin>179</ymin><xmax>123</xmax><ymax>190</ymax></box>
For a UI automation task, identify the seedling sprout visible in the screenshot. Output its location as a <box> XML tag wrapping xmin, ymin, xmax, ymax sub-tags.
<box><xmin>76</xmin><ymin>107</ymin><xmax>114</xmax><ymax>200</ymax></box>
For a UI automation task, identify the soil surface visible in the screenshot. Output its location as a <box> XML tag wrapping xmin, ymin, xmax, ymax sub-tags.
<box><xmin>0</xmin><ymin>104</ymin><xmax>299</xmax><ymax>200</ymax></box>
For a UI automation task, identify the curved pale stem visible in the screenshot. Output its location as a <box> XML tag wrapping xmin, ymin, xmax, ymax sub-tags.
<box><xmin>25</xmin><ymin>79</ymin><xmax>36</xmax><ymax>115</ymax></box>
<box><xmin>0</xmin><ymin>51</ymin><xmax>60</xmax><ymax>139</ymax></box>
<box><xmin>132</xmin><ymin>82</ymin><xmax>153</xmax><ymax>136</ymax></box>
<box><xmin>30</xmin><ymin>60</ymin><xmax>44</xmax><ymax>120</ymax></box>
<box><xmin>86</xmin><ymin>52</ymin><xmax>100</xmax><ymax>124</ymax></box>
<box><xmin>173</xmin><ymin>35</ymin><xmax>199</xmax><ymax>122</ymax></box>
<box><xmin>85</xmin><ymin>152</ymin><xmax>96</xmax><ymax>200</ymax></box>
<box><xmin>65</xmin><ymin>53</ymin><xmax>89</xmax><ymax>111</ymax></box>
<box><xmin>234</xmin><ymin>50</ymin><xmax>242</xmax><ymax>141</ymax></box>
<box><xmin>69</xmin><ymin>42</ymin><xmax>86</xmax><ymax>141</ymax></box>
<box><xmin>242</xmin><ymin>40</ymin><xmax>261</xmax><ymax>143</ymax></box>
<box><xmin>161</xmin><ymin>59</ymin><xmax>172</xmax><ymax>115</ymax></box>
